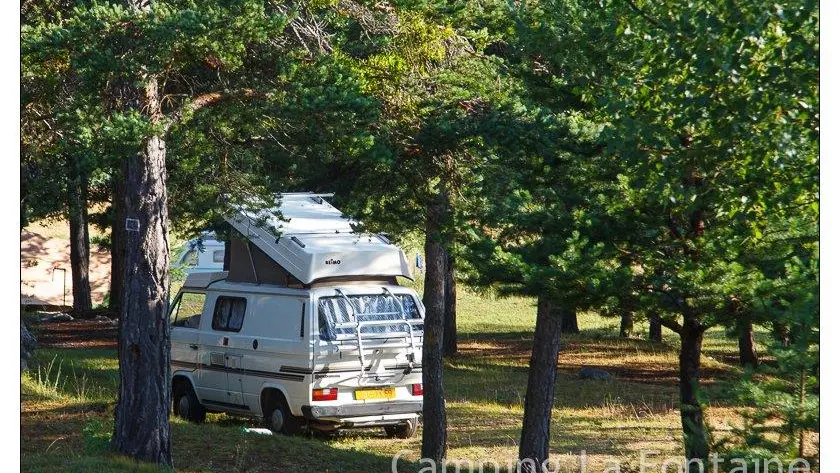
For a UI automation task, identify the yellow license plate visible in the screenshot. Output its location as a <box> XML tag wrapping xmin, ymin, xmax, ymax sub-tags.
<box><xmin>354</xmin><ymin>387</ymin><xmax>396</xmax><ymax>400</ymax></box>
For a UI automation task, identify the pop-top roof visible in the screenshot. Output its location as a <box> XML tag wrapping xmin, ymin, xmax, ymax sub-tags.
<box><xmin>224</xmin><ymin>193</ymin><xmax>412</xmax><ymax>284</ymax></box>
<box><xmin>183</xmin><ymin>271</ymin><xmax>229</xmax><ymax>289</ymax></box>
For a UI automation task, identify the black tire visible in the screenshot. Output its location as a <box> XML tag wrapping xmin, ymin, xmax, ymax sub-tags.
<box><xmin>384</xmin><ymin>418</ymin><xmax>417</xmax><ymax>439</ymax></box>
<box><xmin>174</xmin><ymin>382</ymin><xmax>206</xmax><ymax>423</ymax></box>
<box><xmin>264</xmin><ymin>397</ymin><xmax>302</xmax><ymax>435</ymax></box>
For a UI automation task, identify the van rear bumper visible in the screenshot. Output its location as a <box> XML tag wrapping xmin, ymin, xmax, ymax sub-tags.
<box><xmin>302</xmin><ymin>401</ymin><xmax>423</xmax><ymax>420</ymax></box>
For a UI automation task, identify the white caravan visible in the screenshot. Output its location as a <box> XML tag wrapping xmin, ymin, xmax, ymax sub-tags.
<box><xmin>174</xmin><ymin>233</ymin><xmax>226</xmax><ymax>274</ymax></box>
<box><xmin>169</xmin><ymin>193</ymin><xmax>424</xmax><ymax>437</ymax></box>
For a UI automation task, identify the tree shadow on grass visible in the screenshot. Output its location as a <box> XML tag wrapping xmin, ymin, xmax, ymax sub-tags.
<box><xmin>450</xmin><ymin>330</ymin><xmax>742</xmax><ymax>407</ymax></box>
<box><xmin>22</xmin><ymin>401</ymin><xmax>428</xmax><ymax>473</ymax></box>
<box><xmin>22</xmin><ymin>401</ymin><xmax>110</xmax><ymax>458</ymax></box>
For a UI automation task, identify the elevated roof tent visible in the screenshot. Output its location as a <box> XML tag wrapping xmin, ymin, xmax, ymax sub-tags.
<box><xmin>224</xmin><ymin>192</ymin><xmax>412</xmax><ymax>285</ymax></box>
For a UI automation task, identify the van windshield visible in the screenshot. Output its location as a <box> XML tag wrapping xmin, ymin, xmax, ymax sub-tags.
<box><xmin>318</xmin><ymin>293</ymin><xmax>421</xmax><ymax>341</ymax></box>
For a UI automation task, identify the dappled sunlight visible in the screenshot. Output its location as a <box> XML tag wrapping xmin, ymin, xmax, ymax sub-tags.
<box><xmin>21</xmin><ymin>289</ymin><xmax>791</xmax><ymax>472</ymax></box>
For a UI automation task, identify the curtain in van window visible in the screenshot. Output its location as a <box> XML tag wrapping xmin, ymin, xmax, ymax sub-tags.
<box><xmin>318</xmin><ymin>294</ymin><xmax>420</xmax><ymax>341</ymax></box>
<box><xmin>212</xmin><ymin>296</ymin><xmax>247</xmax><ymax>332</ymax></box>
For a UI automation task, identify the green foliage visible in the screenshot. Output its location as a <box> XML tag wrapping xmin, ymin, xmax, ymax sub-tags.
<box><xmin>22</xmin><ymin>0</ymin><xmax>382</xmax><ymax>238</ymax></box>
<box><xmin>20</xmin><ymin>0</ymin><xmax>819</xmax><ymax>463</ymax></box>
<box><xmin>460</xmin><ymin>108</ymin><xmax>611</xmax><ymax>307</ymax></box>
<box><xmin>725</xmin><ymin>255</ymin><xmax>818</xmax><ymax>460</ymax></box>
<box><xmin>588</xmin><ymin>0</ymin><xmax>819</xmax><ymax>459</ymax></box>
<box><xmin>320</xmin><ymin>3</ymin><xmax>543</xmax><ymax>249</ymax></box>
<box><xmin>448</xmin><ymin>1</ymin><xmax>617</xmax><ymax>309</ymax></box>
<box><xmin>593</xmin><ymin>0</ymin><xmax>818</xmax><ymax>329</ymax></box>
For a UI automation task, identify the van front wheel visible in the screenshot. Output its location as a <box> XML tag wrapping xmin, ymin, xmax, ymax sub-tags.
<box><xmin>174</xmin><ymin>383</ymin><xmax>206</xmax><ymax>424</ymax></box>
<box><xmin>384</xmin><ymin>418</ymin><xmax>417</xmax><ymax>439</ymax></box>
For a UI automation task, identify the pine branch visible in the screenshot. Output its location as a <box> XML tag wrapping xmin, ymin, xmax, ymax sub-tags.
<box><xmin>164</xmin><ymin>89</ymin><xmax>268</xmax><ymax>133</ymax></box>
<box><xmin>623</xmin><ymin>0</ymin><xmax>669</xmax><ymax>32</ymax></box>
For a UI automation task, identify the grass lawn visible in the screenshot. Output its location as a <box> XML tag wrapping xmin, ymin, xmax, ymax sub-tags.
<box><xmin>21</xmin><ymin>288</ymin><xmax>814</xmax><ymax>472</ymax></box>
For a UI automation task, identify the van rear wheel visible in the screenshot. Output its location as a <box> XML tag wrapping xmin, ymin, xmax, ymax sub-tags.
<box><xmin>174</xmin><ymin>383</ymin><xmax>206</xmax><ymax>423</ymax></box>
<box><xmin>384</xmin><ymin>418</ymin><xmax>417</xmax><ymax>439</ymax></box>
<box><xmin>265</xmin><ymin>400</ymin><xmax>302</xmax><ymax>435</ymax></box>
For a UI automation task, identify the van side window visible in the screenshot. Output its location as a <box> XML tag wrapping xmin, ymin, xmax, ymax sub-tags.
<box><xmin>246</xmin><ymin>296</ymin><xmax>304</xmax><ymax>340</ymax></box>
<box><xmin>212</xmin><ymin>296</ymin><xmax>247</xmax><ymax>332</ymax></box>
<box><xmin>170</xmin><ymin>292</ymin><xmax>206</xmax><ymax>329</ymax></box>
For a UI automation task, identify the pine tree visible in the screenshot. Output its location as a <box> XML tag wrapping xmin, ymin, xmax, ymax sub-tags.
<box><xmin>599</xmin><ymin>0</ymin><xmax>818</xmax><ymax>464</ymax></box>
<box><xmin>724</xmin><ymin>239</ymin><xmax>818</xmax><ymax>465</ymax></box>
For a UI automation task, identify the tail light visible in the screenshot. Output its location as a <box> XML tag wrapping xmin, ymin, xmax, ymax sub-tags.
<box><xmin>411</xmin><ymin>383</ymin><xmax>423</xmax><ymax>396</ymax></box>
<box><xmin>312</xmin><ymin>387</ymin><xmax>338</xmax><ymax>401</ymax></box>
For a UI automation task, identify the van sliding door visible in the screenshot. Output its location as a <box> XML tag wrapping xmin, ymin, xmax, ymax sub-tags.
<box><xmin>240</xmin><ymin>296</ymin><xmax>309</xmax><ymax>414</ymax></box>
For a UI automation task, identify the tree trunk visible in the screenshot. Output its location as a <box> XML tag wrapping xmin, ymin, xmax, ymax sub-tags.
<box><xmin>21</xmin><ymin>321</ymin><xmax>37</xmax><ymax>372</ymax></box>
<box><xmin>223</xmin><ymin>228</ymin><xmax>232</xmax><ymax>271</ymax></box>
<box><xmin>68</xmin><ymin>155</ymin><xmax>92</xmax><ymax>314</ymax></box>
<box><xmin>738</xmin><ymin>321</ymin><xmax>759</xmax><ymax>368</ymax></box>
<box><xmin>421</xmin><ymin>192</ymin><xmax>447</xmax><ymax>462</ymax></box>
<box><xmin>519</xmin><ymin>296</ymin><xmax>564</xmax><ymax>471</ymax></box>
<box><xmin>648</xmin><ymin>313</ymin><xmax>662</xmax><ymax>343</ymax></box>
<box><xmin>559</xmin><ymin>308</ymin><xmax>579</xmax><ymax>334</ymax></box>
<box><xmin>442</xmin><ymin>249</ymin><xmax>457</xmax><ymax>357</ymax></box>
<box><xmin>110</xmin><ymin>77</ymin><xmax>173</xmax><ymax>466</ymax></box>
<box><xmin>678</xmin><ymin>315</ymin><xmax>709</xmax><ymax>467</ymax></box>
<box><xmin>110</xmin><ymin>172</ymin><xmax>125</xmax><ymax>315</ymax></box>
<box><xmin>797</xmin><ymin>366</ymin><xmax>807</xmax><ymax>458</ymax></box>
<box><xmin>619</xmin><ymin>310</ymin><xmax>634</xmax><ymax>338</ymax></box>
<box><xmin>772</xmin><ymin>321</ymin><xmax>791</xmax><ymax>348</ymax></box>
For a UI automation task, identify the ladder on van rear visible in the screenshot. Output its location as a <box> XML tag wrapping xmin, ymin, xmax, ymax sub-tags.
<box><xmin>330</xmin><ymin>287</ymin><xmax>423</xmax><ymax>379</ymax></box>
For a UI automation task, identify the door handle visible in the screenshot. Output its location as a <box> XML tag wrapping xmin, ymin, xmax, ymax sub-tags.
<box><xmin>188</xmin><ymin>344</ymin><xmax>199</xmax><ymax>350</ymax></box>
<box><xmin>222</xmin><ymin>337</ymin><xmax>229</xmax><ymax>346</ymax></box>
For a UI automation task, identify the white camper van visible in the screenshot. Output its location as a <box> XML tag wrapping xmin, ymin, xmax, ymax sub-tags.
<box><xmin>169</xmin><ymin>193</ymin><xmax>424</xmax><ymax>437</ymax></box>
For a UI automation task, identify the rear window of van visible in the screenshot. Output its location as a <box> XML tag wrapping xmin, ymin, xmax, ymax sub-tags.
<box><xmin>318</xmin><ymin>294</ymin><xmax>421</xmax><ymax>341</ymax></box>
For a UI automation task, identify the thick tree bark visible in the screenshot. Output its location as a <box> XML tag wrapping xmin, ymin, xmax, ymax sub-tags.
<box><xmin>442</xmin><ymin>249</ymin><xmax>457</xmax><ymax>357</ymax></box>
<box><xmin>21</xmin><ymin>321</ymin><xmax>37</xmax><ymax>372</ymax></box>
<box><xmin>68</xmin><ymin>155</ymin><xmax>92</xmax><ymax>314</ymax></box>
<box><xmin>519</xmin><ymin>296</ymin><xmax>564</xmax><ymax>471</ymax></box>
<box><xmin>559</xmin><ymin>308</ymin><xmax>579</xmax><ymax>334</ymax></box>
<box><xmin>619</xmin><ymin>310</ymin><xmax>634</xmax><ymax>338</ymax></box>
<box><xmin>648</xmin><ymin>313</ymin><xmax>663</xmax><ymax>343</ymax></box>
<box><xmin>421</xmin><ymin>192</ymin><xmax>447</xmax><ymax>462</ymax></box>
<box><xmin>110</xmin><ymin>77</ymin><xmax>173</xmax><ymax>466</ymax></box>
<box><xmin>110</xmin><ymin>168</ymin><xmax>126</xmax><ymax>314</ymax></box>
<box><xmin>738</xmin><ymin>321</ymin><xmax>759</xmax><ymax>368</ymax></box>
<box><xmin>678</xmin><ymin>315</ymin><xmax>709</xmax><ymax>467</ymax></box>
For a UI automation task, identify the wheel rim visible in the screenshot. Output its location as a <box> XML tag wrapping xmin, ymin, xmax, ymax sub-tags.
<box><xmin>271</xmin><ymin>408</ymin><xmax>285</xmax><ymax>432</ymax></box>
<box><xmin>178</xmin><ymin>395</ymin><xmax>191</xmax><ymax>419</ymax></box>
